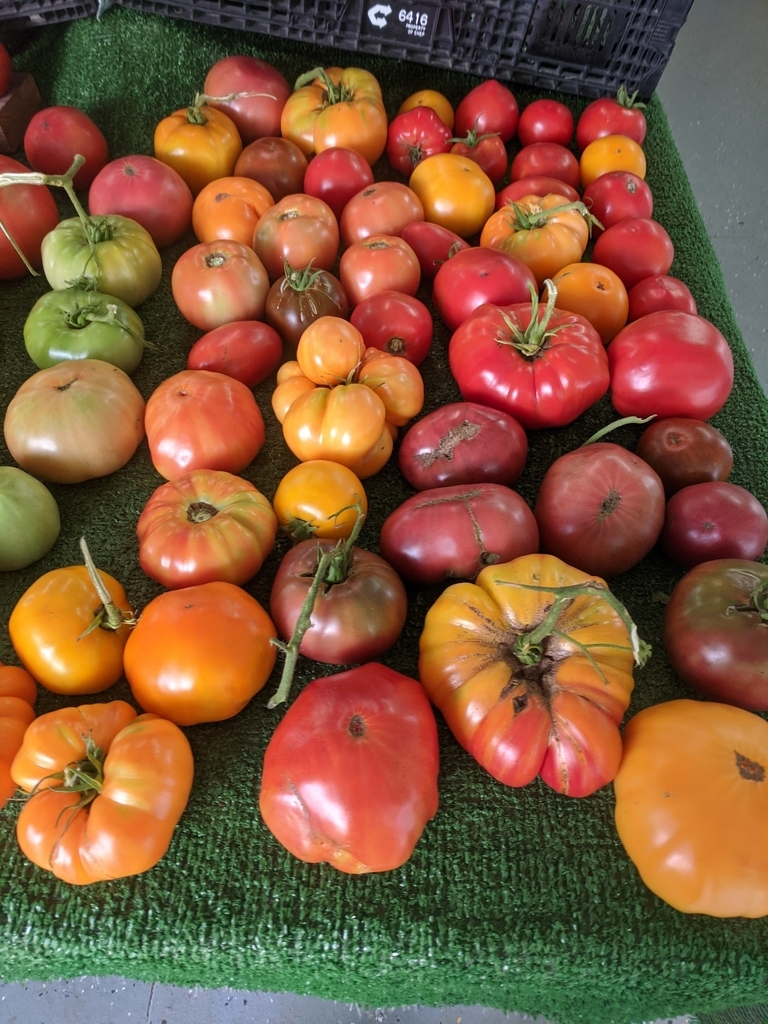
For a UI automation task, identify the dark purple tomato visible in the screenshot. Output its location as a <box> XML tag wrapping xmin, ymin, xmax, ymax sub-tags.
<box><xmin>661</xmin><ymin>481</ymin><xmax>768</xmax><ymax>569</ymax></box>
<box><xmin>265</xmin><ymin>265</ymin><xmax>349</xmax><ymax>351</ymax></box>
<box><xmin>635</xmin><ymin>417</ymin><xmax>733</xmax><ymax>497</ymax></box>
<box><xmin>234</xmin><ymin>137</ymin><xmax>308</xmax><ymax>202</ymax></box>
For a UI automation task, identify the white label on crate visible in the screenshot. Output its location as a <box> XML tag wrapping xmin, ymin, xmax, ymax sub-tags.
<box><xmin>362</xmin><ymin>1</ymin><xmax>439</xmax><ymax>44</ymax></box>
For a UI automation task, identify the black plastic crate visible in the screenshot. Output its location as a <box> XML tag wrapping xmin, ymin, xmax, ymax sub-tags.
<box><xmin>0</xmin><ymin>0</ymin><xmax>97</xmax><ymax>32</ymax></box>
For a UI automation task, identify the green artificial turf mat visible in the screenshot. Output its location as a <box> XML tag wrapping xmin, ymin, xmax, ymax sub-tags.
<box><xmin>1</xmin><ymin>8</ymin><xmax>768</xmax><ymax>1024</ymax></box>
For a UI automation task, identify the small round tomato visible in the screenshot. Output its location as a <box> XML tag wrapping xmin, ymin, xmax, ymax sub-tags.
<box><xmin>432</xmin><ymin>246</ymin><xmax>537</xmax><ymax>332</ymax></box>
<box><xmin>409</xmin><ymin>153</ymin><xmax>495</xmax><ymax>238</ymax></box>
<box><xmin>550</xmin><ymin>262</ymin><xmax>628</xmax><ymax>344</ymax></box>
<box><xmin>627</xmin><ymin>275</ymin><xmax>697</xmax><ymax>321</ymax></box>
<box><xmin>454</xmin><ymin>79</ymin><xmax>518</xmax><ymax>143</ymax></box>
<box><xmin>272</xmin><ymin>460</ymin><xmax>367</xmax><ymax>542</ymax></box>
<box><xmin>592</xmin><ymin>217</ymin><xmax>674</xmax><ymax>291</ymax></box>
<box><xmin>387</xmin><ymin>107</ymin><xmax>453</xmax><ymax>175</ymax></box>
<box><xmin>340</xmin><ymin>181</ymin><xmax>424</xmax><ymax>246</ymax></box>
<box><xmin>265</xmin><ymin>263</ymin><xmax>349</xmax><ymax>351</ymax></box>
<box><xmin>24</xmin><ymin>105</ymin><xmax>109</xmax><ymax>190</ymax></box>
<box><xmin>582</xmin><ymin>170</ymin><xmax>653</xmax><ymax>237</ymax></box>
<box><xmin>0</xmin><ymin>467</ymin><xmax>60</xmax><ymax>572</ymax></box>
<box><xmin>399</xmin><ymin>88</ymin><xmax>454</xmax><ymax>129</ymax></box>
<box><xmin>172</xmin><ymin>239</ymin><xmax>270</xmax><ymax>330</ymax></box>
<box><xmin>496</xmin><ymin>176</ymin><xmax>580</xmax><ymax>209</ymax></box>
<box><xmin>303</xmin><ymin>147</ymin><xmax>374</xmax><ymax>220</ymax></box>
<box><xmin>191</xmin><ymin>176</ymin><xmax>275</xmax><ymax>246</ymax></box>
<box><xmin>399</xmin><ymin>221</ymin><xmax>470</xmax><ymax>281</ymax></box>
<box><xmin>252</xmin><ymin>193</ymin><xmax>339</xmax><ymax>279</ymax></box>
<box><xmin>186</xmin><ymin>320</ymin><xmax>283</xmax><ymax>387</ymax></box>
<box><xmin>580</xmin><ymin>134</ymin><xmax>646</xmax><ymax>188</ymax></box>
<box><xmin>154</xmin><ymin>103</ymin><xmax>243</xmax><ymax>196</ymax></box>
<box><xmin>296</xmin><ymin>316</ymin><xmax>365</xmax><ymax>386</ymax></box>
<box><xmin>576</xmin><ymin>87</ymin><xmax>647</xmax><ymax>150</ymax></box>
<box><xmin>635</xmin><ymin>417</ymin><xmax>733</xmax><ymax>497</ymax></box>
<box><xmin>662</xmin><ymin>481</ymin><xmax>768</xmax><ymax>569</ymax></box>
<box><xmin>234</xmin><ymin>137</ymin><xmax>307</xmax><ymax>201</ymax></box>
<box><xmin>511</xmin><ymin>143</ymin><xmax>580</xmax><ymax>190</ymax></box>
<box><xmin>350</xmin><ymin>291</ymin><xmax>432</xmax><ymax>364</ymax></box>
<box><xmin>450</xmin><ymin>130</ymin><xmax>507</xmax><ymax>185</ymax></box>
<box><xmin>339</xmin><ymin>234</ymin><xmax>421</xmax><ymax>306</ymax></box>
<box><xmin>517</xmin><ymin>99</ymin><xmax>574</xmax><ymax>147</ymax></box>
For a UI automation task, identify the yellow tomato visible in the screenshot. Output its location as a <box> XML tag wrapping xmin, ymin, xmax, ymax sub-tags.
<box><xmin>550</xmin><ymin>262</ymin><xmax>628</xmax><ymax>344</ymax></box>
<box><xmin>154</xmin><ymin>104</ymin><xmax>243</xmax><ymax>196</ymax></box>
<box><xmin>409</xmin><ymin>154</ymin><xmax>495</xmax><ymax>239</ymax></box>
<box><xmin>272</xmin><ymin>460</ymin><xmax>368</xmax><ymax>541</ymax></box>
<box><xmin>399</xmin><ymin>89</ymin><xmax>454</xmax><ymax>130</ymax></box>
<box><xmin>579</xmin><ymin>134</ymin><xmax>646</xmax><ymax>188</ymax></box>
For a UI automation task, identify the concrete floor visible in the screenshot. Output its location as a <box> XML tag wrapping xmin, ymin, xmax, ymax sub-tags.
<box><xmin>0</xmin><ymin>0</ymin><xmax>765</xmax><ymax>1020</ymax></box>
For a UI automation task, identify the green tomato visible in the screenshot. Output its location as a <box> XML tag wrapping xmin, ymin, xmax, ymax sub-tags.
<box><xmin>0</xmin><ymin>466</ymin><xmax>61</xmax><ymax>571</ymax></box>
<box><xmin>24</xmin><ymin>288</ymin><xmax>146</xmax><ymax>374</ymax></box>
<box><xmin>41</xmin><ymin>214</ymin><xmax>162</xmax><ymax>308</ymax></box>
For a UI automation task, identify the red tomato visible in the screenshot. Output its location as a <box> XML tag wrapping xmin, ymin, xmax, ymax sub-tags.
<box><xmin>171</xmin><ymin>240</ymin><xmax>270</xmax><ymax>330</ymax></box>
<box><xmin>136</xmin><ymin>469</ymin><xmax>278</xmax><ymax>588</ymax></box>
<box><xmin>517</xmin><ymin>99</ymin><xmax>574</xmax><ymax>147</ymax></box>
<box><xmin>576</xmin><ymin>87</ymin><xmax>648</xmax><ymax>150</ymax></box>
<box><xmin>450</xmin><ymin>130</ymin><xmax>507</xmax><ymax>185</ymax></box>
<box><xmin>399</xmin><ymin>221</ymin><xmax>469</xmax><ymax>280</ymax></box>
<box><xmin>0</xmin><ymin>155</ymin><xmax>60</xmax><ymax>279</ymax></box>
<box><xmin>635</xmin><ymin>417</ymin><xmax>733</xmax><ymax>497</ymax></box>
<box><xmin>398</xmin><ymin>401</ymin><xmax>528</xmax><ymax>490</ymax></box>
<box><xmin>234</xmin><ymin>137</ymin><xmax>308</xmax><ymax>202</ymax></box>
<box><xmin>302</xmin><ymin>147</ymin><xmax>374</xmax><ymax>220</ymax></box>
<box><xmin>203</xmin><ymin>55</ymin><xmax>291</xmax><ymax>143</ymax></box>
<box><xmin>592</xmin><ymin>217</ymin><xmax>674</xmax><ymax>290</ymax></box>
<box><xmin>662</xmin><ymin>481</ymin><xmax>768</xmax><ymax>569</ymax></box>
<box><xmin>386</xmin><ymin>106</ymin><xmax>452</xmax><ymax>175</ymax></box>
<box><xmin>534</xmin><ymin>442</ymin><xmax>666</xmax><ymax>578</ymax></box>
<box><xmin>144</xmin><ymin>369</ymin><xmax>265</xmax><ymax>480</ymax></box>
<box><xmin>340</xmin><ymin>181</ymin><xmax>424</xmax><ymax>246</ymax></box>
<box><xmin>454</xmin><ymin>79</ymin><xmax>518</xmax><ymax>143</ymax></box>
<box><xmin>252</xmin><ymin>193</ymin><xmax>339</xmax><ymax>279</ymax></box>
<box><xmin>495</xmin><ymin>175</ymin><xmax>579</xmax><ymax>210</ymax></box>
<box><xmin>432</xmin><ymin>246</ymin><xmax>537</xmax><ymax>332</ymax></box>
<box><xmin>510</xmin><ymin>143</ymin><xmax>580</xmax><ymax>190</ymax></box>
<box><xmin>380</xmin><ymin>482</ymin><xmax>539</xmax><ymax>585</ymax></box>
<box><xmin>0</xmin><ymin>43</ymin><xmax>11</xmax><ymax>96</ymax></box>
<box><xmin>88</xmin><ymin>155</ymin><xmax>193</xmax><ymax>248</ymax></box>
<box><xmin>259</xmin><ymin>663</ymin><xmax>439</xmax><ymax>874</ymax></box>
<box><xmin>350</xmin><ymin>291</ymin><xmax>432</xmax><ymax>365</ymax></box>
<box><xmin>24</xmin><ymin>105</ymin><xmax>109</xmax><ymax>190</ymax></box>
<box><xmin>339</xmin><ymin>234</ymin><xmax>420</xmax><ymax>306</ymax></box>
<box><xmin>186</xmin><ymin>321</ymin><xmax>282</xmax><ymax>387</ymax></box>
<box><xmin>627</xmin><ymin>275</ymin><xmax>697</xmax><ymax>321</ymax></box>
<box><xmin>608</xmin><ymin>310</ymin><xmax>734</xmax><ymax>420</ymax></box>
<box><xmin>582</xmin><ymin>170</ymin><xmax>653</xmax><ymax>238</ymax></box>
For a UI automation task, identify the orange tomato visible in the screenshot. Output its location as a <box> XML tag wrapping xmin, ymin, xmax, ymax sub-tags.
<box><xmin>296</xmin><ymin>316</ymin><xmax>365</xmax><ymax>385</ymax></box>
<box><xmin>0</xmin><ymin>664</ymin><xmax>37</xmax><ymax>810</ymax></box>
<box><xmin>409</xmin><ymin>154</ymin><xmax>495</xmax><ymax>239</ymax></box>
<box><xmin>12</xmin><ymin>701</ymin><xmax>193</xmax><ymax>885</ymax></box>
<box><xmin>282</xmin><ymin>383</ymin><xmax>386</xmax><ymax>468</ymax></box>
<box><xmin>271</xmin><ymin>372</ymin><xmax>317</xmax><ymax>424</ymax></box>
<box><xmin>272</xmin><ymin>460</ymin><xmax>368</xmax><ymax>541</ymax></box>
<box><xmin>399</xmin><ymin>89</ymin><xmax>454</xmax><ymax>130</ymax></box>
<box><xmin>191</xmin><ymin>176</ymin><xmax>274</xmax><ymax>245</ymax></box>
<box><xmin>357</xmin><ymin>348</ymin><xmax>425</xmax><ymax>427</ymax></box>
<box><xmin>154</xmin><ymin>103</ymin><xmax>243</xmax><ymax>196</ymax></box>
<box><xmin>550</xmin><ymin>262</ymin><xmax>629</xmax><ymax>344</ymax></box>
<box><xmin>348</xmin><ymin>425</ymin><xmax>395</xmax><ymax>480</ymax></box>
<box><xmin>579</xmin><ymin>134</ymin><xmax>646</xmax><ymax>188</ymax></box>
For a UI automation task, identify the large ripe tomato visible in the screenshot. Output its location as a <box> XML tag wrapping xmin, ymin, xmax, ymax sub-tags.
<box><xmin>432</xmin><ymin>246</ymin><xmax>537</xmax><ymax>332</ymax></box>
<box><xmin>608</xmin><ymin>310</ymin><xmax>734</xmax><ymax>420</ymax></box>
<box><xmin>627</xmin><ymin>275</ymin><xmax>697</xmax><ymax>321</ymax></box>
<box><xmin>340</xmin><ymin>181</ymin><xmax>424</xmax><ymax>245</ymax></box>
<box><xmin>24</xmin><ymin>105</ymin><xmax>109</xmax><ymax>190</ymax></box>
<box><xmin>0</xmin><ymin>664</ymin><xmax>37</xmax><ymax>811</ymax></box>
<box><xmin>136</xmin><ymin>469</ymin><xmax>277</xmax><ymax>589</ymax></box>
<box><xmin>272</xmin><ymin>460</ymin><xmax>367</xmax><ymax>542</ymax></box>
<box><xmin>259</xmin><ymin>663</ymin><xmax>439</xmax><ymax>874</ymax></box>
<box><xmin>0</xmin><ymin>467</ymin><xmax>60</xmax><ymax>571</ymax></box>
<box><xmin>302</xmin><ymin>146</ymin><xmax>374</xmax><ymax>220</ymax></box>
<box><xmin>191</xmin><ymin>176</ymin><xmax>274</xmax><ymax>246</ymax></box>
<box><xmin>0</xmin><ymin>155</ymin><xmax>60</xmax><ymax>279</ymax></box>
<box><xmin>88</xmin><ymin>154</ymin><xmax>193</xmax><ymax>248</ymax></box>
<box><xmin>448</xmin><ymin>285</ymin><xmax>610</xmax><ymax>430</ymax></box>
<box><xmin>454</xmin><ymin>79</ymin><xmax>518</xmax><ymax>142</ymax></box>
<box><xmin>350</xmin><ymin>290</ymin><xmax>432</xmax><ymax>365</ymax></box>
<box><xmin>4</xmin><ymin>359</ymin><xmax>145</xmax><ymax>484</ymax></box>
<box><xmin>252</xmin><ymin>193</ymin><xmax>339</xmax><ymax>280</ymax></box>
<box><xmin>386</xmin><ymin>106</ymin><xmax>452</xmax><ymax>175</ymax></box>
<box><xmin>579</xmin><ymin>134</ymin><xmax>646</xmax><ymax>189</ymax></box>
<box><xmin>510</xmin><ymin>143</ymin><xmax>580</xmax><ymax>190</ymax></box>
<box><xmin>419</xmin><ymin>553</ymin><xmax>642</xmax><ymax>796</ymax></box>
<box><xmin>517</xmin><ymin>99</ymin><xmax>573</xmax><ymax>147</ymax></box>
<box><xmin>154</xmin><ymin>102</ymin><xmax>243</xmax><ymax>196</ymax></box>
<box><xmin>592</xmin><ymin>217</ymin><xmax>673</xmax><ymax>291</ymax></box>
<box><xmin>144</xmin><ymin>369</ymin><xmax>265</xmax><ymax>480</ymax></box>
<box><xmin>265</xmin><ymin>263</ymin><xmax>349</xmax><ymax>351</ymax></box>
<box><xmin>234</xmin><ymin>137</ymin><xmax>307</xmax><ymax>202</ymax></box>
<box><xmin>581</xmin><ymin>170</ymin><xmax>653</xmax><ymax>238</ymax></box>
<box><xmin>534</xmin><ymin>441</ymin><xmax>666</xmax><ymax>577</ymax></box>
<box><xmin>550</xmin><ymin>262</ymin><xmax>628</xmax><ymax>345</ymax></box>
<box><xmin>11</xmin><ymin>701</ymin><xmax>194</xmax><ymax>885</ymax></box>
<box><xmin>399</xmin><ymin>221</ymin><xmax>470</xmax><ymax>281</ymax></box>
<box><xmin>634</xmin><ymin>417</ymin><xmax>733</xmax><ymax>496</ymax></box>
<box><xmin>663</xmin><ymin>560</ymin><xmax>768</xmax><ymax>710</ymax></box>
<box><xmin>339</xmin><ymin>234</ymin><xmax>421</xmax><ymax>306</ymax></box>
<box><xmin>124</xmin><ymin>581</ymin><xmax>277</xmax><ymax>725</ymax></box>
<box><xmin>186</xmin><ymin>320</ymin><xmax>283</xmax><ymax>387</ymax></box>
<box><xmin>409</xmin><ymin>153</ymin><xmax>495</xmax><ymax>238</ymax></box>
<box><xmin>661</xmin><ymin>481</ymin><xmax>768</xmax><ymax>569</ymax></box>
<box><xmin>203</xmin><ymin>55</ymin><xmax>291</xmax><ymax>143</ymax></box>
<box><xmin>380</xmin><ymin>482</ymin><xmax>539</xmax><ymax>585</ymax></box>
<box><xmin>614</xmin><ymin>699</ymin><xmax>768</xmax><ymax>916</ymax></box>
<box><xmin>172</xmin><ymin>239</ymin><xmax>270</xmax><ymax>330</ymax></box>
<box><xmin>576</xmin><ymin>87</ymin><xmax>647</xmax><ymax>150</ymax></box>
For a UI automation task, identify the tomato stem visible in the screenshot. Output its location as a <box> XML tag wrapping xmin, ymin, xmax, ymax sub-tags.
<box><xmin>282</xmin><ymin>258</ymin><xmax>323</xmax><ymax>292</ymax></box>
<box><xmin>77</xmin><ymin>537</ymin><xmax>134</xmax><ymax>638</ymax></box>
<box><xmin>580</xmin><ymin>415</ymin><xmax>656</xmax><ymax>447</ymax></box>
<box><xmin>498</xmin><ymin>279</ymin><xmax>564</xmax><ymax>358</ymax></box>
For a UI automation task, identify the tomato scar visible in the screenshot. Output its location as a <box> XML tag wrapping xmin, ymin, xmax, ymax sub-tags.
<box><xmin>735</xmin><ymin>751</ymin><xmax>765</xmax><ymax>782</ymax></box>
<box><xmin>348</xmin><ymin>714</ymin><xmax>366</xmax><ymax>738</ymax></box>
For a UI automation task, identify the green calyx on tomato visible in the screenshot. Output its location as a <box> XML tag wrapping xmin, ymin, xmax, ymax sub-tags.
<box><xmin>294</xmin><ymin>67</ymin><xmax>352</xmax><ymax>104</ymax></box>
<box><xmin>616</xmin><ymin>84</ymin><xmax>646</xmax><ymax>110</ymax></box>
<box><xmin>497</xmin><ymin>279</ymin><xmax>564</xmax><ymax>358</ymax></box>
<box><xmin>508</xmin><ymin>199</ymin><xmax>602</xmax><ymax>236</ymax></box>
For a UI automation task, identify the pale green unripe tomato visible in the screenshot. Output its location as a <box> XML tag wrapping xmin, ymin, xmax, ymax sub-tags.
<box><xmin>0</xmin><ymin>466</ymin><xmax>61</xmax><ymax>571</ymax></box>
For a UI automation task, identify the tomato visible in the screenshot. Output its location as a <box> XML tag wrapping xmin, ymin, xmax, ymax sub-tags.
<box><xmin>0</xmin><ymin>664</ymin><xmax>37</xmax><ymax>811</ymax></box>
<box><xmin>511</xmin><ymin>143</ymin><xmax>580</xmax><ymax>190</ymax></box>
<box><xmin>454</xmin><ymin>79</ymin><xmax>518</xmax><ymax>143</ymax></box>
<box><xmin>398</xmin><ymin>401</ymin><xmax>528</xmax><ymax>491</ymax></box>
<box><xmin>380</xmin><ymin>482</ymin><xmax>539</xmax><ymax>586</ymax></box>
<box><xmin>272</xmin><ymin>460</ymin><xmax>367</xmax><ymax>542</ymax></box>
<box><xmin>281</xmin><ymin>382</ymin><xmax>387</xmax><ymax>471</ymax></box>
<box><xmin>581</xmin><ymin>170</ymin><xmax>653</xmax><ymax>238</ymax></box>
<box><xmin>534</xmin><ymin>442</ymin><xmax>666</xmax><ymax>578</ymax></box>
<box><xmin>23</xmin><ymin>287</ymin><xmax>146</xmax><ymax>374</ymax></box>
<box><xmin>661</xmin><ymin>481</ymin><xmax>768</xmax><ymax>569</ymax></box>
<box><xmin>432</xmin><ymin>246</ymin><xmax>537</xmax><ymax>332</ymax></box>
<box><xmin>186</xmin><ymin>320</ymin><xmax>282</xmax><ymax>387</ymax></box>
<box><xmin>153</xmin><ymin>102</ymin><xmax>243</xmax><ymax>196</ymax></box>
<box><xmin>614</xmin><ymin>699</ymin><xmax>768</xmax><ymax>916</ymax></box>
<box><xmin>269</xmin><ymin>538</ymin><xmax>407</xmax><ymax>664</ymax></box>
<box><xmin>9</xmin><ymin>546</ymin><xmax>133</xmax><ymax>694</ymax></box>
<box><xmin>266</xmin><ymin>263</ymin><xmax>349</xmax><ymax>351</ymax></box>
<box><xmin>576</xmin><ymin>87</ymin><xmax>647</xmax><ymax>150</ymax></box>
<box><xmin>450</xmin><ymin>129</ymin><xmax>507</xmax><ymax>185</ymax></box>
<box><xmin>409</xmin><ymin>153</ymin><xmax>495</xmax><ymax>238</ymax></box>
<box><xmin>350</xmin><ymin>290</ymin><xmax>432</xmax><ymax>365</ymax></box>
<box><xmin>0</xmin><ymin>467</ymin><xmax>60</xmax><ymax>571</ymax></box>
<box><xmin>580</xmin><ymin>134</ymin><xmax>646</xmax><ymax>189</ymax></box>
<box><xmin>627</xmin><ymin>274</ymin><xmax>697</xmax><ymax>321</ymax></box>
<box><xmin>399</xmin><ymin>221</ymin><xmax>469</xmax><ymax>281</ymax></box>
<box><xmin>144</xmin><ymin>369</ymin><xmax>265</xmax><ymax>481</ymax></box>
<box><xmin>4</xmin><ymin>359</ymin><xmax>145</xmax><ymax>484</ymax></box>
<box><xmin>234</xmin><ymin>137</ymin><xmax>307</xmax><ymax>202</ymax></box>
<box><xmin>340</xmin><ymin>181</ymin><xmax>424</xmax><ymax>245</ymax></box>
<box><xmin>137</xmin><ymin>469</ymin><xmax>277</xmax><ymax>588</ymax></box>
<box><xmin>296</xmin><ymin>315</ymin><xmax>365</xmax><ymax>385</ymax></box>
<box><xmin>259</xmin><ymin>663</ymin><xmax>439</xmax><ymax>873</ymax></box>
<box><xmin>0</xmin><ymin>155</ymin><xmax>60</xmax><ymax>279</ymax></box>
<box><xmin>419</xmin><ymin>553</ymin><xmax>642</xmax><ymax>796</ymax></box>
<box><xmin>448</xmin><ymin>285</ymin><xmax>609</xmax><ymax>430</ymax></box>
<box><xmin>592</xmin><ymin>217</ymin><xmax>674</xmax><ymax>290</ymax></box>
<box><xmin>203</xmin><ymin>55</ymin><xmax>291</xmax><ymax>143</ymax></box>
<box><xmin>635</xmin><ymin>417</ymin><xmax>732</xmax><ymax>496</ymax></box>
<box><xmin>663</xmin><ymin>561</ymin><xmax>768</xmax><ymax>710</ymax></box>
<box><xmin>549</xmin><ymin>262</ymin><xmax>628</xmax><ymax>345</ymax></box>
<box><xmin>24</xmin><ymin>105</ymin><xmax>109</xmax><ymax>191</ymax></box>
<box><xmin>171</xmin><ymin>239</ymin><xmax>269</xmax><ymax>330</ymax></box>
<box><xmin>252</xmin><ymin>193</ymin><xmax>339</xmax><ymax>280</ymax></box>
<box><xmin>42</xmin><ymin>214</ymin><xmax>162</xmax><ymax>308</ymax></box>
<box><xmin>302</xmin><ymin>146</ymin><xmax>374</xmax><ymax>220</ymax></box>
<box><xmin>399</xmin><ymin>88</ymin><xmax>454</xmax><ymax>129</ymax></box>
<box><xmin>124</xmin><ymin>581</ymin><xmax>277</xmax><ymax>725</ymax></box>
<box><xmin>12</xmin><ymin>701</ymin><xmax>194</xmax><ymax>885</ymax></box>
<box><xmin>191</xmin><ymin>176</ymin><xmax>274</xmax><ymax>246</ymax></box>
<box><xmin>517</xmin><ymin>99</ymin><xmax>573</xmax><ymax>147</ymax></box>
<box><xmin>339</xmin><ymin>234</ymin><xmax>421</xmax><ymax>306</ymax></box>
<box><xmin>386</xmin><ymin>106</ymin><xmax>453</xmax><ymax>175</ymax></box>
<box><xmin>87</xmin><ymin>154</ymin><xmax>193</xmax><ymax>248</ymax></box>
<box><xmin>0</xmin><ymin>43</ymin><xmax>11</xmax><ymax>96</ymax></box>
<box><xmin>608</xmin><ymin>310</ymin><xmax>734</xmax><ymax>420</ymax></box>
<box><xmin>280</xmin><ymin>66</ymin><xmax>388</xmax><ymax>164</ymax></box>
<box><xmin>496</xmin><ymin>176</ymin><xmax>579</xmax><ymax>210</ymax></box>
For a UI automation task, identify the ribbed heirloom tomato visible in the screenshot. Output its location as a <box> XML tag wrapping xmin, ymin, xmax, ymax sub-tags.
<box><xmin>154</xmin><ymin>101</ymin><xmax>242</xmax><ymax>195</ymax></box>
<box><xmin>0</xmin><ymin>664</ymin><xmax>37</xmax><ymax>810</ymax></box>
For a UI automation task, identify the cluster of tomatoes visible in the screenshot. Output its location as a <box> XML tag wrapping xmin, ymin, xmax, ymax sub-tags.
<box><xmin>1</xmin><ymin>50</ymin><xmax>768</xmax><ymax>914</ymax></box>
